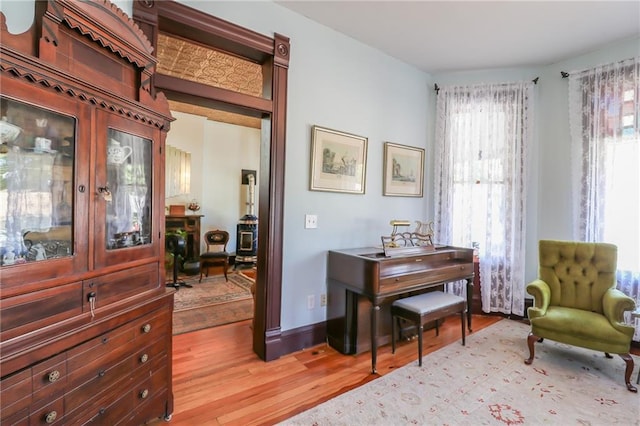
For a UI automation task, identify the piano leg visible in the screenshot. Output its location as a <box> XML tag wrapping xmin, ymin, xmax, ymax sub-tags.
<box><xmin>370</xmin><ymin>304</ymin><xmax>380</xmax><ymax>374</ymax></box>
<box><xmin>466</xmin><ymin>277</ymin><xmax>473</xmax><ymax>332</ymax></box>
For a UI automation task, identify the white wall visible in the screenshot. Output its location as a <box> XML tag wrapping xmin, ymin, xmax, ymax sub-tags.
<box><xmin>166</xmin><ymin>111</ymin><xmax>260</xmax><ymax>254</ymax></box>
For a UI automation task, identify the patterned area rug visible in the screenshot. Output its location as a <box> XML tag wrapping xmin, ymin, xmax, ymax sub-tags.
<box><xmin>280</xmin><ymin>320</ymin><xmax>640</xmax><ymax>425</ymax></box>
<box><xmin>172</xmin><ymin>272</ymin><xmax>254</xmax><ymax>335</ymax></box>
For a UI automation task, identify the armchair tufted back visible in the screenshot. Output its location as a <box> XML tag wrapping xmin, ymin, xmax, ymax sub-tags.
<box><xmin>538</xmin><ymin>240</ymin><xmax>617</xmax><ymax>313</ymax></box>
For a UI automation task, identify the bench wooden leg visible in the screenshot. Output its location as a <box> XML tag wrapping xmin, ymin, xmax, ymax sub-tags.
<box><xmin>418</xmin><ymin>323</ymin><xmax>423</xmax><ymax>367</ymax></box>
<box><xmin>391</xmin><ymin>315</ymin><xmax>397</xmax><ymax>354</ymax></box>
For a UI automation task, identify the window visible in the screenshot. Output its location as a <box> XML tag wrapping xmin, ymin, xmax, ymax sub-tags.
<box><xmin>569</xmin><ymin>57</ymin><xmax>639</xmax><ymax>340</ymax></box>
<box><xmin>434</xmin><ymin>82</ymin><xmax>534</xmax><ymax>316</ymax></box>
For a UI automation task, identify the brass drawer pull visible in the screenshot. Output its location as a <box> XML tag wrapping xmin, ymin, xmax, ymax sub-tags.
<box><xmin>140</xmin><ymin>353</ymin><xmax>149</xmax><ymax>363</ymax></box>
<box><xmin>45</xmin><ymin>411</ymin><xmax>57</xmax><ymax>424</ymax></box>
<box><xmin>139</xmin><ymin>389</ymin><xmax>149</xmax><ymax>399</ymax></box>
<box><xmin>142</xmin><ymin>323</ymin><xmax>151</xmax><ymax>333</ymax></box>
<box><xmin>48</xmin><ymin>370</ymin><xmax>61</xmax><ymax>383</ymax></box>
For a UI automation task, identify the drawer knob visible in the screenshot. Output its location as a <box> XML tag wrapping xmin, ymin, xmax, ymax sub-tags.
<box><xmin>98</xmin><ymin>369</ymin><xmax>106</xmax><ymax>377</ymax></box>
<box><xmin>142</xmin><ymin>323</ymin><xmax>152</xmax><ymax>333</ymax></box>
<box><xmin>140</xmin><ymin>353</ymin><xmax>149</xmax><ymax>363</ymax></box>
<box><xmin>45</xmin><ymin>411</ymin><xmax>57</xmax><ymax>424</ymax></box>
<box><xmin>48</xmin><ymin>370</ymin><xmax>61</xmax><ymax>383</ymax></box>
<box><xmin>140</xmin><ymin>389</ymin><xmax>149</xmax><ymax>399</ymax></box>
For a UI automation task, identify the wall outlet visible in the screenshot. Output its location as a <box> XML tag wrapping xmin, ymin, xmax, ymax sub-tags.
<box><xmin>320</xmin><ymin>293</ymin><xmax>327</xmax><ymax>307</ymax></box>
<box><xmin>307</xmin><ymin>294</ymin><xmax>315</xmax><ymax>310</ymax></box>
<box><xmin>304</xmin><ymin>214</ymin><xmax>318</xmax><ymax>229</ymax></box>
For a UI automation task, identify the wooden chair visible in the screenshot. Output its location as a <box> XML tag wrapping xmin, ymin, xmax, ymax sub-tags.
<box><xmin>199</xmin><ymin>230</ymin><xmax>230</xmax><ymax>282</ymax></box>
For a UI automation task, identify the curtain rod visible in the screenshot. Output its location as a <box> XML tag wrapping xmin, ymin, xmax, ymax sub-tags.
<box><xmin>434</xmin><ymin>77</ymin><xmax>539</xmax><ymax>94</ymax></box>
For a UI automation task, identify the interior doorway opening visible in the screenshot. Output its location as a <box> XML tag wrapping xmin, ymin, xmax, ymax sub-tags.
<box><xmin>133</xmin><ymin>0</ymin><xmax>289</xmax><ymax>361</ymax></box>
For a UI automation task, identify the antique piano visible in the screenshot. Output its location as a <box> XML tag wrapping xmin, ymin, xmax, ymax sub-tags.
<box><xmin>326</xmin><ymin>245</ymin><xmax>474</xmax><ymax>373</ymax></box>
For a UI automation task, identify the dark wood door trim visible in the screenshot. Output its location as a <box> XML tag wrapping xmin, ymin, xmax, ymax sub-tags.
<box><xmin>133</xmin><ymin>0</ymin><xmax>288</xmax><ymax>361</ymax></box>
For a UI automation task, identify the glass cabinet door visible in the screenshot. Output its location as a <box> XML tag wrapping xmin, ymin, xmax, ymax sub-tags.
<box><xmin>0</xmin><ymin>96</ymin><xmax>76</xmax><ymax>267</ymax></box>
<box><xmin>105</xmin><ymin>128</ymin><xmax>153</xmax><ymax>251</ymax></box>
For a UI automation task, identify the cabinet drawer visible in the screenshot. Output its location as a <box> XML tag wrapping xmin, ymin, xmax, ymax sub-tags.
<box><xmin>1</xmin><ymin>282</ymin><xmax>83</xmax><ymax>341</ymax></box>
<box><xmin>379</xmin><ymin>262</ymin><xmax>473</xmax><ymax>293</ymax></box>
<box><xmin>0</xmin><ymin>369</ymin><xmax>32</xmax><ymax>423</ymax></box>
<box><xmin>32</xmin><ymin>353</ymin><xmax>67</xmax><ymax>401</ymax></box>
<box><xmin>83</xmin><ymin>263</ymin><xmax>158</xmax><ymax>310</ymax></box>
<box><xmin>30</xmin><ymin>395</ymin><xmax>64</xmax><ymax>425</ymax></box>
<box><xmin>136</xmin><ymin>337</ymin><xmax>168</xmax><ymax>370</ymax></box>
<box><xmin>64</xmin><ymin>355</ymin><xmax>135</xmax><ymax>414</ymax></box>
<box><xmin>65</xmin><ymin>389</ymin><xmax>133</xmax><ymax>426</ymax></box>
<box><xmin>66</xmin><ymin>318</ymin><xmax>136</xmax><ymax>373</ymax></box>
<box><xmin>133</xmin><ymin>307</ymin><xmax>172</xmax><ymax>345</ymax></box>
<box><xmin>130</xmin><ymin>361</ymin><xmax>169</xmax><ymax>417</ymax></box>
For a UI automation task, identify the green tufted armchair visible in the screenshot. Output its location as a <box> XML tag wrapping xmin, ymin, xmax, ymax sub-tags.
<box><xmin>525</xmin><ymin>240</ymin><xmax>637</xmax><ymax>392</ymax></box>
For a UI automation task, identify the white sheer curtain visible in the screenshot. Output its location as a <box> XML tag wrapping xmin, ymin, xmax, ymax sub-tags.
<box><xmin>434</xmin><ymin>82</ymin><xmax>534</xmax><ymax>316</ymax></box>
<box><xmin>569</xmin><ymin>57</ymin><xmax>640</xmax><ymax>341</ymax></box>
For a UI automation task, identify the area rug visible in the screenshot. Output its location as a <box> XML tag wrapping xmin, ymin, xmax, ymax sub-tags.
<box><xmin>172</xmin><ymin>272</ymin><xmax>254</xmax><ymax>335</ymax></box>
<box><xmin>280</xmin><ymin>320</ymin><xmax>640</xmax><ymax>425</ymax></box>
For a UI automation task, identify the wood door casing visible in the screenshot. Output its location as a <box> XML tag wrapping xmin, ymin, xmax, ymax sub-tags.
<box><xmin>132</xmin><ymin>0</ymin><xmax>289</xmax><ymax>361</ymax></box>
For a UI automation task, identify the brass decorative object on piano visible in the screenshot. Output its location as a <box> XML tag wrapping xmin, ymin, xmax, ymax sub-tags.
<box><xmin>327</xmin><ymin>240</ymin><xmax>474</xmax><ymax>374</ymax></box>
<box><xmin>381</xmin><ymin>219</ymin><xmax>435</xmax><ymax>257</ymax></box>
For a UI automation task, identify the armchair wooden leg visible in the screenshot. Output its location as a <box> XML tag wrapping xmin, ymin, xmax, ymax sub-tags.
<box><xmin>619</xmin><ymin>353</ymin><xmax>637</xmax><ymax>393</ymax></box>
<box><xmin>524</xmin><ymin>332</ymin><xmax>539</xmax><ymax>365</ymax></box>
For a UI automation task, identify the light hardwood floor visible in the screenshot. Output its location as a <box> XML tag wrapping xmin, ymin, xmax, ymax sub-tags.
<box><xmin>163</xmin><ymin>314</ymin><xmax>503</xmax><ymax>425</ymax></box>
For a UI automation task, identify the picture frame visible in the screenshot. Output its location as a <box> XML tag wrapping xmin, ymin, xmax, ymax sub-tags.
<box><xmin>310</xmin><ymin>125</ymin><xmax>368</xmax><ymax>194</ymax></box>
<box><xmin>383</xmin><ymin>142</ymin><xmax>425</xmax><ymax>197</ymax></box>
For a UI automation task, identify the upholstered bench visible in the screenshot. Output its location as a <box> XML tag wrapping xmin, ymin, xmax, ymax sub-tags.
<box><xmin>391</xmin><ymin>291</ymin><xmax>466</xmax><ymax>366</ymax></box>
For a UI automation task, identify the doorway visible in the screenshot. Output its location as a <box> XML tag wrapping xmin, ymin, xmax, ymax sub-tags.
<box><xmin>133</xmin><ymin>1</ymin><xmax>288</xmax><ymax>361</ymax></box>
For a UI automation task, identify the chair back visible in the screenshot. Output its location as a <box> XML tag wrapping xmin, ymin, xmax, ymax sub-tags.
<box><xmin>204</xmin><ymin>230</ymin><xmax>229</xmax><ymax>253</ymax></box>
<box><xmin>538</xmin><ymin>240</ymin><xmax>617</xmax><ymax>313</ymax></box>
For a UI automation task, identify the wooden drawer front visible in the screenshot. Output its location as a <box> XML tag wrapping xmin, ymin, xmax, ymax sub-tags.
<box><xmin>32</xmin><ymin>353</ymin><xmax>67</xmax><ymax>401</ymax></box>
<box><xmin>379</xmin><ymin>261</ymin><xmax>473</xmax><ymax>293</ymax></box>
<box><xmin>136</xmin><ymin>338</ymin><xmax>168</xmax><ymax>371</ymax></box>
<box><xmin>64</xmin><ymin>355</ymin><xmax>135</xmax><ymax>414</ymax></box>
<box><xmin>133</xmin><ymin>308</ymin><xmax>171</xmax><ymax>345</ymax></box>
<box><xmin>379</xmin><ymin>251</ymin><xmax>462</xmax><ymax>277</ymax></box>
<box><xmin>64</xmin><ymin>389</ymin><xmax>133</xmax><ymax>426</ymax></box>
<box><xmin>30</xmin><ymin>395</ymin><xmax>64</xmax><ymax>425</ymax></box>
<box><xmin>126</xmin><ymin>389</ymin><xmax>168</xmax><ymax>426</ymax></box>
<box><xmin>66</xmin><ymin>320</ymin><xmax>136</xmax><ymax>373</ymax></box>
<box><xmin>0</xmin><ymin>368</ymin><xmax>32</xmax><ymax>423</ymax></box>
<box><xmin>0</xmin><ymin>282</ymin><xmax>83</xmax><ymax>340</ymax></box>
<box><xmin>129</xmin><ymin>362</ymin><xmax>169</xmax><ymax>419</ymax></box>
<box><xmin>83</xmin><ymin>263</ymin><xmax>158</xmax><ymax>310</ymax></box>
<box><xmin>66</xmin><ymin>334</ymin><xmax>135</xmax><ymax>392</ymax></box>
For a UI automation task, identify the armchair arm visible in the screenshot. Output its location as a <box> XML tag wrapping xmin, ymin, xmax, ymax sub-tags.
<box><xmin>602</xmin><ymin>288</ymin><xmax>636</xmax><ymax>337</ymax></box>
<box><xmin>526</xmin><ymin>279</ymin><xmax>550</xmax><ymax>319</ymax></box>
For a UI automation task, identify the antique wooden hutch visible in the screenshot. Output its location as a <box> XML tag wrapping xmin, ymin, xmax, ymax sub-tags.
<box><xmin>0</xmin><ymin>1</ymin><xmax>174</xmax><ymax>424</ymax></box>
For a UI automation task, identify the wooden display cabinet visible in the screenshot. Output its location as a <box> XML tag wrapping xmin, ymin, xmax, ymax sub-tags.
<box><xmin>0</xmin><ymin>1</ymin><xmax>174</xmax><ymax>424</ymax></box>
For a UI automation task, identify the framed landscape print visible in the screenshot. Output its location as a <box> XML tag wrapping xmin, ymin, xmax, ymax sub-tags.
<box><xmin>310</xmin><ymin>125</ymin><xmax>368</xmax><ymax>194</ymax></box>
<box><xmin>383</xmin><ymin>142</ymin><xmax>424</xmax><ymax>197</ymax></box>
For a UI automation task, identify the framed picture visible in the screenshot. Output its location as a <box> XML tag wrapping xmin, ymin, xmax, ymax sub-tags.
<box><xmin>383</xmin><ymin>142</ymin><xmax>425</xmax><ymax>197</ymax></box>
<box><xmin>310</xmin><ymin>125</ymin><xmax>368</xmax><ymax>194</ymax></box>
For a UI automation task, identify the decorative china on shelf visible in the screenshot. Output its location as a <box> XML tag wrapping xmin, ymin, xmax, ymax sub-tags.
<box><xmin>107</xmin><ymin>139</ymin><xmax>132</xmax><ymax>164</ymax></box>
<box><xmin>0</xmin><ymin>119</ymin><xmax>22</xmax><ymax>143</ymax></box>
